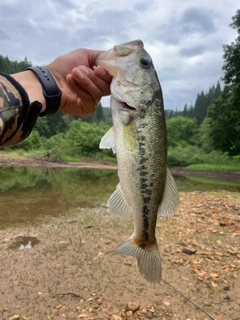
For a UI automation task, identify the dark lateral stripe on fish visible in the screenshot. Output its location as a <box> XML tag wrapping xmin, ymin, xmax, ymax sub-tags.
<box><xmin>137</xmin><ymin>129</ymin><xmax>152</xmax><ymax>242</ymax></box>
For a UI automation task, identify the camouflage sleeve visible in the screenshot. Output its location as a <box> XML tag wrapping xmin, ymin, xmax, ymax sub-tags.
<box><xmin>0</xmin><ymin>72</ymin><xmax>42</xmax><ymax>146</ymax></box>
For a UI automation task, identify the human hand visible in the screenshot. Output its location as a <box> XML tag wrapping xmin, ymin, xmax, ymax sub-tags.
<box><xmin>46</xmin><ymin>48</ymin><xmax>112</xmax><ymax>115</ymax></box>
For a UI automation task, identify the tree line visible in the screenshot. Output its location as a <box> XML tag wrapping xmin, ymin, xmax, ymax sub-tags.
<box><xmin>166</xmin><ymin>10</ymin><xmax>240</xmax><ymax>158</ymax></box>
<box><xmin>166</xmin><ymin>82</ymin><xmax>222</xmax><ymax>126</ymax></box>
<box><xmin>1</xmin><ymin>10</ymin><xmax>240</xmax><ymax>164</ymax></box>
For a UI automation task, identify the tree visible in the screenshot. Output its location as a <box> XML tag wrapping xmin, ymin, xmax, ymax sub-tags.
<box><xmin>166</xmin><ymin>116</ymin><xmax>198</xmax><ymax>147</ymax></box>
<box><xmin>95</xmin><ymin>102</ymin><xmax>105</xmax><ymax>122</ymax></box>
<box><xmin>201</xmin><ymin>10</ymin><xmax>240</xmax><ymax>156</ymax></box>
<box><xmin>222</xmin><ymin>9</ymin><xmax>240</xmax><ymax>85</ymax></box>
<box><xmin>0</xmin><ymin>55</ymin><xmax>31</xmax><ymax>73</ymax></box>
<box><xmin>202</xmin><ymin>85</ymin><xmax>240</xmax><ymax>156</ymax></box>
<box><xmin>35</xmin><ymin>110</ymin><xmax>69</xmax><ymax>138</ymax></box>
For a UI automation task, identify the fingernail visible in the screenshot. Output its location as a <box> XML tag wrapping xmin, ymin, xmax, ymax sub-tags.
<box><xmin>97</xmin><ymin>67</ymin><xmax>106</xmax><ymax>77</ymax></box>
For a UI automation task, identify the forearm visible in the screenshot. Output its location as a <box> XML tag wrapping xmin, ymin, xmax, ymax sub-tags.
<box><xmin>0</xmin><ymin>71</ymin><xmax>46</xmax><ymax>146</ymax></box>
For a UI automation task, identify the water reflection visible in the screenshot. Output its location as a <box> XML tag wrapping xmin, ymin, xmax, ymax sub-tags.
<box><xmin>0</xmin><ymin>167</ymin><xmax>118</xmax><ymax>228</ymax></box>
<box><xmin>0</xmin><ymin>167</ymin><xmax>239</xmax><ymax>229</ymax></box>
<box><xmin>174</xmin><ymin>174</ymin><xmax>240</xmax><ymax>192</ymax></box>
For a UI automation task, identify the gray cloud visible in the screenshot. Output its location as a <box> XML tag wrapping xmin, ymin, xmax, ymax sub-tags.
<box><xmin>179</xmin><ymin>45</ymin><xmax>207</xmax><ymax>57</ymax></box>
<box><xmin>134</xmin><ymin>1</ymin><xmax>153</xmax><ymax>12</ymax></box>
<box><xmin>92</xmin><ymin>9</ymin><xmax>139</xmax><ymax>43</ymax></box>
<box><xmin>153</xmin><ymin>7</ymin><xmax>217</xmax><ymax>46</ymax></box>
<box><xmin>180</xmin><ymin>7</ymin><xmax>217</xmax><ymax>35</ymax></box>
<box><xmin>0</xmin><ymin>30</ymin><xmax>10</xmax><ymax>41</ymax></box>
<box><xmin>0</xmin><ymin>0</ymin><xmax>239</xmax><ymax>110</ymax></box>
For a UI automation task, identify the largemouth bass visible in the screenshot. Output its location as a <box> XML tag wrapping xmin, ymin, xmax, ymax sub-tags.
<box><xmin>96</xmin><ymin>40</ymin><xmax>178</xmax><ymax>284</ymax></box>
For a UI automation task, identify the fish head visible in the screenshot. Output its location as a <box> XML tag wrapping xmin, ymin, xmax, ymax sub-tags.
<box><xmin>95</xmin><ymin>40</ymin><xmax>160</xmax><ymax>115</ymax></box>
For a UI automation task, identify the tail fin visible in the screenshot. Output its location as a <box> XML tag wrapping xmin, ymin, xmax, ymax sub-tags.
<box><xmin>114</xmin><ymin>236</ymin><xmax>162</xmax><ymax>284</ymax></box>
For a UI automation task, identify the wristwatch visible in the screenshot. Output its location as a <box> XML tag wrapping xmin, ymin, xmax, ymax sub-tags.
<box><xmin>27</xmin><ymin>66</ymin><xmax>62</xmax><ymax>116</ymax></box>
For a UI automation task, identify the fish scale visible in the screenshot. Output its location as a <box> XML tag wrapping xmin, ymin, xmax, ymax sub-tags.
<box><xmin>96</xmin><ymin>40</ymin><xmax>179</xmax><ymax>283</ymax></box>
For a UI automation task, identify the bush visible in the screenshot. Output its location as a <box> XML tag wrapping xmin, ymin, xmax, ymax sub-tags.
<box><xmin>3</xmin><ymin>130</ymin><xmax>42</xmax><ymax>151</ymax></box>
<box><xmin>167</xmin><ymin>146</ymin><xmax>203</xmax><ymax>166</ymax></box>
<box><xmin>167</xmin><ymin>146</ymin><xmax>239</xmax><ymax>167</ymax></box>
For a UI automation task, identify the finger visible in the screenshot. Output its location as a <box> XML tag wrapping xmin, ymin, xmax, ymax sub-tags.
<box><xmin>66</xmin><ymin>74</ymin><xmax>97</xmax><ymax>115</ymax></box>
<box><xmin>72</xmin><ymin>66</ymin><xmax>110</xmax><ymax>103</ymax></box>
<box><xmin>94</xmin><ymin>66</ymin><xmax>112</xmax><ymax>91</ymax></box>
<box><xmin>72</xmin><ymin>67</ymin><xmax>103</xmax><ymax>105</ymax></box>
<box><xmin>78</xmin><ymin>66</ymin><xmax>111</xmax><ymax>96</ymax></box>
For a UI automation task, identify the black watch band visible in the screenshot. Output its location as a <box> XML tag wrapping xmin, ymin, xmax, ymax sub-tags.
<box><xmin>27</xmin><ymin>66</ymin><xmax>62</xmax><ymax>117</ymax></box>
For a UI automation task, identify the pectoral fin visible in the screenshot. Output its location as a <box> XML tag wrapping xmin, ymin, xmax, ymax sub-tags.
<box><xmin>158</xmin><ymin>168</ymin><xmax>179</xmax><ymax>219</ymax></box>
<box><xmin>99</xmin><ymin>126</ymin><xmax>116</xmax><ymax>153</ymax></box>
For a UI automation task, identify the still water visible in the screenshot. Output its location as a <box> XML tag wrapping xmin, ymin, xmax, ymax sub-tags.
<box><xmin>0</xmin><ymin>166</ymin><xmax>239</xmax><ymax>229</ymax></box>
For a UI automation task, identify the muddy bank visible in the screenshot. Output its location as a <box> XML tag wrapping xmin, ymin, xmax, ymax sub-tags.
<box><xmin>0</xmin><ymin>156</ymin><xmax>240</xmax><ymax>181</ymax></box>
<box><xmin>170</xmin><ymin>166</ymin><xmax>240</xmax><ymax>182</ymax></box>
<box><xmin>0</xmin><ymin>157</ymin><xmax>118</xmax><ymax>170</ymax></box>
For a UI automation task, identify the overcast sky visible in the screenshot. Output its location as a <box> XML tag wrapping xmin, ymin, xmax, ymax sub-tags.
<box><xmin>0</xmin><ymin>0</ymin><xmax>239</xmax><ymax>110</ymax></box>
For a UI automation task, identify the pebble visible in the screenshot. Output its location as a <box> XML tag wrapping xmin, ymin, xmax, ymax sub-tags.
<box><xmin>9</xmin><ymin>316</ymin><xmax>20</xmax><ymax>320</ymax></box>
<box><xmin>127</xmin><ymin>301</ymin><xmax>140</xmax><ymax>312</ymax></box>
<box><xmin>146</xmin><ymin>311</ymin><xmax>153</xmax><ymax>319</ymax></box>
<box><xmin>126</xmin><ymin>310</ymin><xmax>133</xmax><ymax>318</ymax></box>
<box><xmin>111</xmin><ymin>315</ymin><xmax>122</xmax><ymax>320</ymax></box>
<box><xmin>97</xmin><ymin>297</ymin><xmax>103</xmax><ymax>305</ymax></box>
<box><xmin>219</xmin><ymin>221</ymin><xmax>227</xmax><ymax>226</ymax></box>
<box><xmin>182</xmin><ymin>247</ymin><xmax>197</xmax><ymax>254</ymax></box>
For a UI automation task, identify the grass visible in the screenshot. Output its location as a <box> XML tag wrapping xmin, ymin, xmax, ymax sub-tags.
<box><xmin>186</xmin><ymin>163</ymin><xmax>240</xmax><ymax>172</ymax></box>
<box><xmin>0</xmin><ymin>150</ymin><xmax>30</xmax><ymax>159</ymax></box>
<box><xmin>59</xmin><ymin>155</ymin><xmax>80</xmax><ymax>162</ymax></box>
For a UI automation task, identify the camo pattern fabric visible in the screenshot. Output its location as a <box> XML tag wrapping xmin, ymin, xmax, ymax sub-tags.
<box><xmin>0</xmin><ymin>73</ymin><xmax>42</xmax><ymax>146</ymax></box>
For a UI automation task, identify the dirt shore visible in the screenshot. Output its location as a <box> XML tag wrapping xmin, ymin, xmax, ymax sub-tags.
<box><xmin>0</xmin><ymin>191</ymin><xmax>240</xmax><ymax>319</ymax></box>
<box><xmin>0</xmin><ymin>156</ymin><xmax>240</xmax><ymax>181</ymax></box>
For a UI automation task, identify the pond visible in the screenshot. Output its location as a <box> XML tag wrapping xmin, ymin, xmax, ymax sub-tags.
<box><xmin>0</xmin><ymin>166</ymin><xmax>239</xmax><ymax>229</ymax></box>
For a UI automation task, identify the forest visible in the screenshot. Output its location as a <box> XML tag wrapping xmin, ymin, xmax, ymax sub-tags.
<box><xmin>1</xmin><ymin>10</ymin><xmax>240</xmax><ymax>170</ymax></box>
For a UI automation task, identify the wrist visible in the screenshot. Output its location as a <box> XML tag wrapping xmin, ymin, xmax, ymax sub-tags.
<box><xmin>27</xmin><ymin>66</ymin><xmax>62</xmax><ymax>116</ymax></box>
<box><xmin>11</xmin><ymin>70</ymin><xmax>47</xmax><ymax>113</ymax></box>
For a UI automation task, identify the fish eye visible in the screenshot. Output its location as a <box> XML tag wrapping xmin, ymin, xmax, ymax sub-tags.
<box><xmin>140</xmin><ymin>57</ymin><xmax>151</xmax><ymax>68</ymax></box>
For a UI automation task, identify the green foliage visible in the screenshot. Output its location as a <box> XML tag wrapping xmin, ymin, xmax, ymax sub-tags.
<box><xmin>167</xmin><ymin>146</ymin><xmax>202</xmax><ymax>166</ymax></box>
<box><xmin>198</xmin><ymin>10</ymin><xmax>240</xmax><ymax>156</ymax></box>
<box><xmin>42</xmin><ymin>120</ymin><xmax>113</xmax><ymax>161</ymax></box>
<box><xmin>222</xmin><ymin>9</ymin><xmax>240</xmax><ymax>85</ymax></box>
<box><xmin>35</xmin><ymin>111</ymin><xmax>70</xmax><ymax>138</ymax></box>
<box><xmin>166</xmin><ymin>116</ymin><xmax>198</xmax><ymax>147</ymax></box>
<box><xmin>193</xmin><ymin>82</ymin><xmax>222</xmax><ymax>125</ymax></box>
<box><xmin>66</xmin><ymin>119</ymin><xmax>111</xmax><ymax>157</ymax></box>
<box><xmin>4</xmin><ymin>130</ymin><xmax>42</xmax><ymax>151</ymax></box>
<box><xmin>168</xmin><ymin>83</ymin><xmax>222</xmax><ymax>126</ymax></box>
<box><xmin>44</xmin><ymin>133</ymin><xmax>73</xmax><ymax>161</ymax></box>
<box><xmin>202</xmin><ymin>84</ymin><xmax>240</xmax><ymax>156</ymax></box>
<box><xmin>167</xmin><ymin>145</ymin><xmax>238</xmax><ymax>167</ymax></box>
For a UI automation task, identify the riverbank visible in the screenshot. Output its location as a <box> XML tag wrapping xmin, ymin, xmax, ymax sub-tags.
<box><xmin>0</xmin><ymin>152</ymin><xmax>240</xmax><ymax>181</ymax></box>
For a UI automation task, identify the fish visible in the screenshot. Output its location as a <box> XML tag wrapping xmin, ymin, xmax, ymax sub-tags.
<box><xmin>95</xmin><ymin>40</ymin><xmax>178</xmax><ymax>284</ymax></box>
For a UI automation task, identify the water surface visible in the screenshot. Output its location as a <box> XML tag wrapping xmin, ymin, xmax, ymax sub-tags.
<box><xmin>0</xmin><ymin>167</ymin><xmax>239</xmax><ymax>228</ymax></box>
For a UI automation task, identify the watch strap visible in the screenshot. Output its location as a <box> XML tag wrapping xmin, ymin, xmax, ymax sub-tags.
<box><xmin>27</xmin><ymin>66</ymin><xmax>62</xmax><ymax>116</ymax></box>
